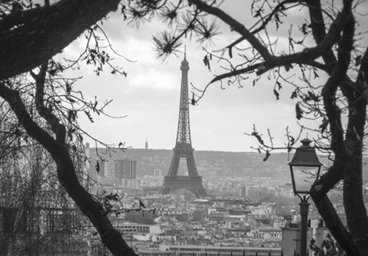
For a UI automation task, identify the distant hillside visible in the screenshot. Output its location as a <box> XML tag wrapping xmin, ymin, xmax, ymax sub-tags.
<box><xmin>89</xmin><ymin>148</ymin><xmax>298</xmax><ymax>179</ymax></box>
<box><xmin>88</xmin><ymin>147</ymin><xmax>368</xmax><ymax>180</ymax></box>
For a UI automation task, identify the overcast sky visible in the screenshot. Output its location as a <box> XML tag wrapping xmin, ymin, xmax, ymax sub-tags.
<box><xmin>64</xmin><ymin>1</ymin><xmax>367</xmax><ymax>152</ymax></box>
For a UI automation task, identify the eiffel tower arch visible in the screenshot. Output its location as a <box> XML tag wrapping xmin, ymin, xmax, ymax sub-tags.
<box><xmin>161</xmin><ymin>53</ymin><xmax>207</xmax><ymax>198</ymax></box>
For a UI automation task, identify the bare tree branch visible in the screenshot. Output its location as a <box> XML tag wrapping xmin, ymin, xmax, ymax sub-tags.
<box><xmin>0</xmin><ymin>0</ymin><xmax>120</xmax><ymax>79</ymax></box>
<box><xmin>188</xmin><ymin>0</ymin><xmax>272</xmax><ymax>60</ymax></box>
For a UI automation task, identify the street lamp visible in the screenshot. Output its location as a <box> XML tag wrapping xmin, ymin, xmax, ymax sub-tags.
<box><xmin>288</xmin><ymin>138</ymin><xmax>322</xmax><ymax>256</ymax></box>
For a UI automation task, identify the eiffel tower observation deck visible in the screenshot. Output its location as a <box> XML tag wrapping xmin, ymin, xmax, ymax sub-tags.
<box><xmin>161</xmin><ymin>52</ymin><xmax>207</xmax><ymax>198</ymax></box>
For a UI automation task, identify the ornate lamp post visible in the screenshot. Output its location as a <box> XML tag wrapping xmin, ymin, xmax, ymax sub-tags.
<box><xmin>288</xmin><ymin>138</ymin><xmax>322</xmax><ymax>256</ymax></box>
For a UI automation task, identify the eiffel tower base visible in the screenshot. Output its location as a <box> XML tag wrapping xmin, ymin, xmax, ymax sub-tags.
<box><xmin>161</xmin><ymin>176</ymin><xmax>207</xmax><ymax>198</ymax></box>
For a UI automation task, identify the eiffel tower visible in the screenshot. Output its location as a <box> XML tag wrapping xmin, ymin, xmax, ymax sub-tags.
<box><xmin>161</xmin><ymin>52</ymin><xmax>207</xmax><ymax>198</ymax></box>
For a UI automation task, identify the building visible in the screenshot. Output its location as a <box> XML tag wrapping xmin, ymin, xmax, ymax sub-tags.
<box><xmin>281</xmin><ymin>217</ymin><xmax>330</xmax><ymax>256</ymax></box>
<box><xmin>112</xmin><ymin>159</ymin><xmax>137</xmax><ymax>179</ymax></box>
<box><xmin>114</xmin><ymin>222</ymin><xmax>162</xmax><ymax>235</ymax></box>
<box><xmin>145</xmin><ymin>139</ymin><xmax>149</xmax><ymax>150</ymax></box>
<box><xmin>87</xmin><ymin>145</ymin><xmax>138</xmax><ymax>189</ymax></box>
<box><xmin>154</xmin><ymin>169</ymin><xmax>162</xmax><ymax>177</ymax></box>
<box><xmin>103</xmin><ymin>159</ymin><xmax>137</xmax><ymax>180</ymax></box>
<box><xmin>0</xmin><ymin>196</ymin><xmax>91</xmax><ymax>255</ymax></box>
<box><xmin>0</xmin><ymin>144</ymin><xmax>93</xmax><ymax>255</ymax></box>
<box><xmin>138</xmin><ymin>245</ymin><xmax>282</xmax><ymax>256</ymax></box>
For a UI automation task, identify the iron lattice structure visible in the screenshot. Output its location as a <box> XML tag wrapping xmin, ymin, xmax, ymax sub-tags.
<box><xmin>161</xmin><ymin>54</ymin><xmax>207</xmax><ymax>198</ymax></box>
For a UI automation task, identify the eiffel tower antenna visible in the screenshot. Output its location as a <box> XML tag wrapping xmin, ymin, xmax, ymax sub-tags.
<box><xmin>161</xmin><ymin>52</ymin><xmax>207</xmax><ymax>198</ymax></box>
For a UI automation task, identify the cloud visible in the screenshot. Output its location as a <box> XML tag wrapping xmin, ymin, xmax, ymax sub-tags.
<box><xmin>65</xmin><ymin>1</ymin><xmax>336</xmax><ymax>152</ymax></box>
<box><xmin>128</xmin><ymin>68</ymin><xmax>178</xmax><ymax>90</ymax></box>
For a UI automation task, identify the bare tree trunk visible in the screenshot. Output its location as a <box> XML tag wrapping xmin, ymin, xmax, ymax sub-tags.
<box><xmin>343</xmin><ymin>64</ymin><xmax>368</xmax><ymax>252</ymax></box>
<box><xmin>0</xmin><ymin>83</ymin><xmax>137</xmax><ymax>256</ymax></box>
<box><xmin>310</xmin><ymin>161</ymin><xmax>363</xmax><ymax>255</ymax></box>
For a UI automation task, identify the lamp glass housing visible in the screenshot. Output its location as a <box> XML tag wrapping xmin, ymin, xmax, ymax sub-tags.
<box><xmin>290</xmin><ymin>165</ymin><xmax>321</xmax><ymax>195</ymax></box>
<box><xmin>288</xmin><ymin>138</ymin><xmax>322</xmax><ymax>196</ymax></box>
